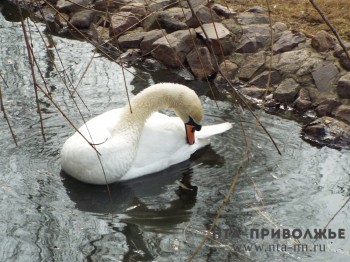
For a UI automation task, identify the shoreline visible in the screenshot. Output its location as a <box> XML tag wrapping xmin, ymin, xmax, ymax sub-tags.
<box><xmin>2</xmin><ymin>0</ymin><xmax>350</xmax><ymax>149</ymax></box>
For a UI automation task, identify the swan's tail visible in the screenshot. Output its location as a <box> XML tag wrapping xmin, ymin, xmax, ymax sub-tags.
<box><xmin>197</xmin><ymin>122</ymin><xmax>233</xmax><ymax>139</ymax></box>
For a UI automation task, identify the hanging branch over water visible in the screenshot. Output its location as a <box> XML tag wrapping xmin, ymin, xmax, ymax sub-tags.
<box><xmin>16</xmin><ymin>0</ymin><xmax>46</xmax><ymax>142</ymax></box>
<box><xmin>0</xmin><ymin>74</ymin><xmax>17</xmax><ymax>146</ymax></box>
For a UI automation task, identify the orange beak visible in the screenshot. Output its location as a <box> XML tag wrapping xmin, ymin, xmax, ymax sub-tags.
<box><xmin>185</xmin><ymin>124</ymin><xmax>196</xmax><ymax>145</ymax></box>
<box><xmin>185</xmin><ymin>117</ymin><xmax>202</xmax><ymax>145</ymax></box>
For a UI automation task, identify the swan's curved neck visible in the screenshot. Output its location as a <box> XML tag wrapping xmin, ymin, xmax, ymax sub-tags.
<box><xmin>113</xmin><ymin>84</ymin><xmax>184</xmax><ymax>136</ymax></box>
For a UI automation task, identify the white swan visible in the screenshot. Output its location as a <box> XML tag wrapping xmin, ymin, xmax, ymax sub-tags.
<box><xmin>61</xmin><ymin>83</ymin><xmax>232</xmax><ymax>184</ymax></box>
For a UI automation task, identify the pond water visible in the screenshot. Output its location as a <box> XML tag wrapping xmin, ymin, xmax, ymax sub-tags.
<box><xmin>0</xmin><ymin>8</ymin><xmax>349</xmax><ymax>262</ymax></box>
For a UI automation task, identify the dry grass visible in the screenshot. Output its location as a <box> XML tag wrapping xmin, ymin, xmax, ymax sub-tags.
<box><xmin>222</xmin><ymin>0</ymin><xmax>350</xmax><ymax>40</ymax></box>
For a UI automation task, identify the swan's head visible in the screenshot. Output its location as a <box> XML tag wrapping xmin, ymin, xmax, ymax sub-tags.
<box><xmin>173</xmin><ymin>88</ymin><xmax>203</xmax><ymax>145</ymax></box>
<box><xmin>130</xmin><ymin>83</ymin><xmax>204</xmax><ymax>145</ymax></box>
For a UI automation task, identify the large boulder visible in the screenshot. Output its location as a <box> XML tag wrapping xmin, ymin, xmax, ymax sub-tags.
<box><xmin>148</xmin><ymin>0</ymin><xmax>177</xmax><ymax>12</ymax></box>
<box><xmin>195</xmin><ymin>22</ymin><xmax>234</xmax><ymax>55</ymax></box>
<box><xmin>315</xmin><ymin>98</ymin><xmax>341</xmax><ymax>117</ymax></box>
<box><xmin>311</xmin><ymin>30</ymin><xmax>335</xmax><ymax>52</ymax></box>
<box><xmin>272</xmin><ymin>31</ymin><xmax>306</xmax><ymax>54</ymax></box>
<box><xmin>140</xmin><ymin>29</ymin><xmax>166</xmax><ymax>54</ymax></box>
<box><xmin>236</xmin><ymin>12</ymin><xmax>269</xmax><ymax>25</ymax></box>
<box><xmin>274</xmin><ymin>49</ymin><xmax>310</xmax><ymax>74</ymax></box>
<box><xmin>293</xmin><ymin>88</ymin><xmax>312</xmax><ymax>112</ymax></box>
<box><xmin>187</xmin><ymin>47</ymin><xmax>216</xmax><ymax>79</ymax></box>
<box><xmin>110</xmin><ymin>12</ymin><xmax>140</xmax><ymax>37</ymax></box>
<box><xmin>238</xmin><ymin>51</ymin><xmax>266</xmax><ymax>81</ymax></box>
<box><xmin>273</xmin><ymin>78</ymin><xmax>300</xmax><ymax>103</ymax></box>
<box><xmin>337</xmin><ymin>73</ymin><xmax>350</xmax><ymax>98</ymax></box>
<box><xmin>118</xmin><ymin>29</ymin><xmax>147</xmax><ymax>49</ymax></box>
<box><xmin>240</xmin><ymin>87</ymin><xmax>266</xmax><ymax>99</ymax></box>
<box><xmin>185</xmin><ymin>5</ymin><xmax>221</xmax><ymax>28</ymax></box>
<box><xmin>235</xmin><ymin>24</ymin><xmax>270</xmax><ymax>53</ymax></box>
<box><xmin>214</xmin><ymin>60</ymin><xmax>238</xmax><ymax>86</ymax></box>
<box><xmin>69</xmin><ymin>10</ymin><xmax>95</xmax><ymax>29</ymax></box>
<box><xmin>302</xmin><ymin>116</ymin><xmax>350</xmax><ymax>149</ymax></box>
<box><xmin>311</xmin><ymin>63</ymin><xmax>339</xmax><ymax>92</ymax></box>
<box><xmin>333</xmin><ymin>44</ymin><xmax>350</xmax><ymax>71</ymax></box>
<box><xmin>334</xmin><ymin>105</ymin><xmax>350</xmax><ymax>124</ymax></box>
<box><xmin>120</xmin><ymin>3</ymin><xmax>147</xmax><ymax>19</ymax></box>
<box><xmin>94</xmin><ymin>0</ymin><xmax>119</xmax><ymax>11</ymax></box>
<box><xmin>151</xmin><ymin>29</ymin><xmax>195</xmax><ymax>67</ymax></box>
<box><xmin>56</xmin><ymin>0</ymin><xmax>93</xmax><ymax>13</ymax></box>
<box><xmin>143</xmin><ymin>8</ymin><xmax>190</xmax><ymax>32</ymax></box>
<box><xmin>249</xmin><ymin>70</ymin><xmax>282</xmax><ymax>87</ymax></box>
<box><xmin>212</xmin><ymin>3</ymin><xmax>236</xmax><ymax>19</ymax></box>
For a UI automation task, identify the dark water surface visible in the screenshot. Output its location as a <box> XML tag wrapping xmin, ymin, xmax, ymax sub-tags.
<box><xmin>0</xmin><ymin>9</ymin><xmax>349</xmax><ymax>262</ymax></box>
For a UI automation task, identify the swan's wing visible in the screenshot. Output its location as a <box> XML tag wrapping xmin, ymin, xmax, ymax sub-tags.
<box><xmin>197</xmin><ymin>122</ymin><xmax>233</xmax><ymax>139</ymax></box>
<box><xmin>122</xmin><ymin>113</ymin><xmax>232</xmax><ymax>180</ymax></box>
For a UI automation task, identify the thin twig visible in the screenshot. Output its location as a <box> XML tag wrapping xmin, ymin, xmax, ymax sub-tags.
<box><xmin>16</xmin><ymin>0</ymin><xmax>46</xmax><ymax>142</ymax></box>
<box><xmin>0</xmin><ymin>75</ymin><xmax>17</xmax><ymax>146</ymax></box>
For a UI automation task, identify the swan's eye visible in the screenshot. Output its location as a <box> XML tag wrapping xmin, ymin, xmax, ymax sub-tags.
<box><xmin>187</xmin><ymin>116</ymin><xmax>202</xmax><ymax>131</ymax></box>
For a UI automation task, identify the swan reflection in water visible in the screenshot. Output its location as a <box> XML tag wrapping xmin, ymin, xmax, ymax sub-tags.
<box><xmin>61</xmin><ymin>146</ymin><xmax>225</xmax><ymax>232</ymax></box>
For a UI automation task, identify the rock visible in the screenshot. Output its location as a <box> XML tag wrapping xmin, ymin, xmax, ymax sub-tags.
<box><xmin>54</xmin><ymin>12</ymin><xmax>70</xmax><ymax>29</ymax></box>
<box><xmin>273</xmin><ymin>78</ymin><xmax>300</xmax><ymax>103</ymax></box>
<box><xmin>118</xmin><ymin>49</ymin><xmax>141</xmax><ymax>65</ymax></box>
<box><xmin>246</xmin><ymin>6</ymin><xmax>266</xmax><ymax>13</ymax></box>
<box><xmin>151</xmin><ymin>29</ymin><xmax>195</xmax><ymax>68</ymax></box>
<box><xmin>315</xmin><ymin>98</ymin><xmax>341</xmax><ymax>117</ymax></box>
<box><xmin>235</xmin><ymin>24</ymin><xmax>270</xmax><ymax>53</ymax></box>
<box><xmin>292</xmin><ymin>88</ymin><xmax>312</xmax><ymax>112</ymax></box>
<box><xmin>214</xmin><ymin>60</ymin><xmax>238</xmax><ymax>86</ymax></box>
<box><xmin>275</xmin><ymin>49</ymin><xmax>310</xmax><ymax>74</ymax></box>
<box><xmin>186</xmin><ymin>5</ymin><xmax>221</xmax><ymax>28</ymax></box>
<box><xmin>187</xmin><ymin>47</ymin><xmax>216</xmax><ymax>79</ymax></box>
<box><xmin>311</xmin><ymin>30</ymin><xmax>335</xmax><ymax>52</ymax></box>
<box><xmin>212</xmin><ymin>3</ymin><xmax>236</xmax><ymax>18</ymax></box>
<box><xmin>143</xmin><ymin>8</ymin><xmax>190</xmax><ymax>32</ymax></box>
<box><xmin>273</xmin><ymin>22</ymin><xmax>288</xmax><ymax>32</ymax></box>
<box><xmin>333</xmin><ymin>43</ymin><xmax>350</xmax><ymax>58</ymax></box>
<box><xmin>302</xmin><ymin>116</ymin><xmax>350</xmax><ymax>149</ymax></box>
<box><xmin>56</xmin><ymin>0</ymin><xmax>93</xmax><ymax>13</ymax></box>
<box><xmin>238</xmin><ymin>51</ymin><xmax>266</xmax><ymax>81</ymax></box>
<box><xmin>118</xmin><ymin>29</ymin><xmax>147</xmax><ymax>49</ymax></box>
<box><xmin>69</xmin><ymin>10</ymin><xmax>95</xmax><ymax>29</ymax></box>
<box><xmin>236</xmin><ymin>12</ymin><xmax>269</xmax><ymax>25</ymax></box>
<box><xmin>311</xmin><ymin>63</ymin><xmax>339</xmax><ymax>92</ymax></box>
<box><xmin>296</xmin><ymin>56</ymin><xmax>323</xmax><ymax>77</ymax></box>
<box><xmin>110</xmin><ymin>12</ymin><xmax>140</xmax><ymax>37</ymax></box>
<box><xmin>240</xmin><ymin>87</ymin><xmax>266</xmax><ymax>99</ymax></box>
<box><xmin>142</xmin><ymin>58</ymin><xmax>163</xmax><ymax>71</ymax></box>
<box><xmin>334</xmin><ymin>105</ymin><xmax>350</xmax><ymax>124</ymax></box>
<box><xmin>333</xmin><ymin>44</ymin><xmax>350</xmax><ymax>70</ymax></box>
<box><xmin>156</xmin><ymin>10</ymin><xmax>188</xmax><ymax>33</ymax></box>
<box><xmin>94</xmin><ymin>0</ymin><xmax>119</xmax><ymax>11</ymax></box>
<box><xmin>120</xmin><ymin>3</ymin><xmax>147</xmax><ymax>19</ymax></box>
<box><xmin>249</xmin><ymin>70</ymin><xmax>282</xmax><ymax>87</ymax></box>
<box><xmin>140</xmin><ymin>29</ymin><xmax>166</xmax><ymax>54</ymax></box>
<box><xmin>272</xmin><ymin>31</ymin><xmax>306</xmax><ymax>54</ymax></box>
<box><xmin>180</xmin><ymin>0</ymin><xmax>207</xmax><ymax>8</ymax></box>
<box><xmin>272</xmin><ymin>22</ymin><xmax>288</xmax><ymax>40</ymax></box>
<box><xmin>221</xmin><ymin>19</ymin><xmax>242</xmax><ymax>41</ymax></box>
<box><xmin>337</xmin><ymin>74</ymin><xmax>350</xmax><ymax>98</ymax></box>
<box><xmin>195</xmin><ymin>22</ymin><xmax>234</xmax><ymax>55</ymax></box>
<box><xmin>148</xmin><ymin>0</ymin><xmax>177</xmax><ymax>12</ymax></box>
<box><xmin>33</xmin><ymin>4</ymin><xmax>56</xmax><ymax>24</ymax></box>
<box><xmin>339</xmin><ymin>53</ymin><xmax>350</xmax><ymax>71</ymax></box>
